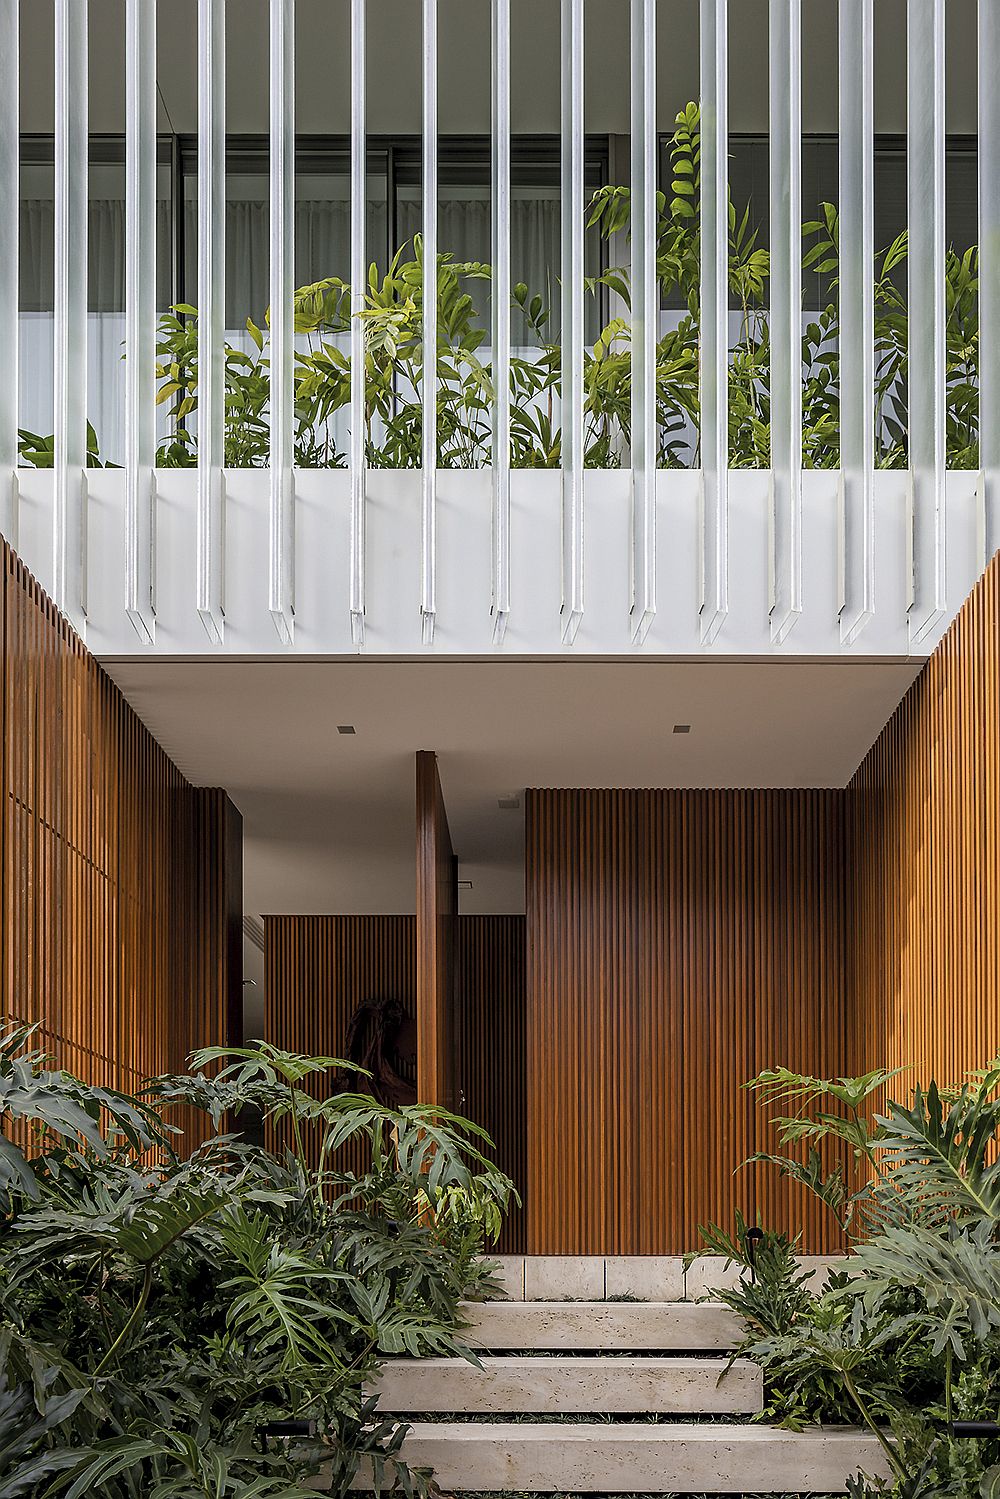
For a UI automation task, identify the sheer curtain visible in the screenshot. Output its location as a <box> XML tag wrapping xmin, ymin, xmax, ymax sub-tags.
<box><xmin>19</xmin><ymin>199</ymin><xmax>171</xmax><ymax>468</ymax></box>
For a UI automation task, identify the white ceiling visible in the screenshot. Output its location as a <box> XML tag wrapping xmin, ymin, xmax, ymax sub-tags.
<box><xmin>101</xmin><ymin>656</ymin><xmax>920</xmax><ymax>921</ymax></box>
<box><xmin>18</xmin><ymin>0</ymin><xmax>980</xmax><ymax>137</ymax></box>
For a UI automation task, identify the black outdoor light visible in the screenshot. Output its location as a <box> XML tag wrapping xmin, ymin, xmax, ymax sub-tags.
<box><xmin>258</xmin><ymin>1419</ymin><xmax>317</xmax><ymax>1454</ymax></box>
<box><xmin>949</xmin><ymin>1421</ymin><xmax>1000</xmax><ymax>1439</ymax></box>
<box><xmin>745</xmin><ymin>1225</ymin><xmax>765</xmax><ymax>1276</ymax></box>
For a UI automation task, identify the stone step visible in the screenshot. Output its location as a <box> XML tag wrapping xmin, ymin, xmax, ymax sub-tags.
<box><xmin>485</xmin><ymin>1254</ymin><xmax>848</xmax><ymax>1302</ymax></box>
<box><xmin>371</xmin><ymin>1356</ymin><xmax>762</xmax><ymax>1415</ymax></box>
<box><xmin>351</xmin><ymin>1422</ymin><xmax>893</xmax><ymax>1493</ymax></box>
<box><xmin>459</xmin><ymin>1299</ymin><xmax>744</xmax><ymax>1351</ymax></box>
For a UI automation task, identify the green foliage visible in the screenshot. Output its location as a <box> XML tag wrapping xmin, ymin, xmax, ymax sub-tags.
<box><xmin>703</xmin><ymin>1057</ymin><xmax>1000</xmax><ymax>1496</ymax></box>
<box><xmin>0</xmin><ymin>1027</ymin><xmax>514</xmax><ymax>1497</ymax></box>
<box><xmin>16</xmin><ymin>103</ymin><xmax>983</xmax><ymax>475</ymax></box>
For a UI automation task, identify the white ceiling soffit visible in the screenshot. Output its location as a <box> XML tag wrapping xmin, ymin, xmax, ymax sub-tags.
<box><xmin>101</xmin><ymin>656</ymin><xmax>920</xmax><ymax>919</ymax></box>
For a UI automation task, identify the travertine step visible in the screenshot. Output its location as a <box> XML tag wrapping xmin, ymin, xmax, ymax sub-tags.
<box><xmin>351</xmin><ymin>1422</ymin><xmax>892</xmax><ymax>1493</ymax></box>
<box><xmin>459</xmin><ymin>1298</ymin><xmax>744</xmax><ymax>1350</ymax></box>
<box><xmin>371</xmin><ymin>1355</ymin><xmax>762</xmax><ymax>1415</ymax></box>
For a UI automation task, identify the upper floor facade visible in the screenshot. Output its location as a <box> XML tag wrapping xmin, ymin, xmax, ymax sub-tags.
<box><xmin>1</xmin><ymin>0</ymin><xmax>997</xmax><ymax>658</ymax></box>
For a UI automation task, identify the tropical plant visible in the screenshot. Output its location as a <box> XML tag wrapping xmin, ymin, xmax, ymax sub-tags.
<box><xmin>0</xmin><ymin>1026</ymin><xmax>514</xmax><ymax>1497</ymax></box>
<box><xmin>700</xmin><ymin>1058</ymin><xmax>1000</xmax><ymax>1496</ymax></box>
<box><xmin>16</xmin><ymin>102</ymin><xmax>983</xmax><ymax>476</ymax></box>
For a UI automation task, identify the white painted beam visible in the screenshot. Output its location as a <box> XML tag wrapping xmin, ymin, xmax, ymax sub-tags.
<box><xmin>630</xmin><ymin>0</ymin><xmax>656</xmax><ymax>643</ymax></box>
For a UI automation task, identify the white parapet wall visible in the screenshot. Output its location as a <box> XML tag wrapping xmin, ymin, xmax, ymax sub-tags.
<box><xmin>11</xmin><ymin>467</ymin><xmax>984</xmax><ymax>659</ymax></box>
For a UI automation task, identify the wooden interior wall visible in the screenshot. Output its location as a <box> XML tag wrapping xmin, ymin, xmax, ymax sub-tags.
<box><xmin>264</xmin><ymin>913</ymin><xmax>527</xmax><ymax>1251</ymax></box>
<box><xmin>849</xmin><ymin>553</ymin><xmax>1000</xmax><ymax>1089</ymax></box>
<box><xmin>452</xmin><ymin>916</ymin><xmax>526</xmax><ymax>1252</ymax></box>
<box><xmin>525</xmin><ymin>788</ymin><xmax>849</xmax><ymax>1255</ymax></box>
<box><xmin>0</xmin><ymin>541</ymin><xmax>242</xmax><ymax>1134</ymax></box>
<box><xmin>416</xmin><ymin>751</ymin><xmax>457</xmax><ymax>1107</ymax></box>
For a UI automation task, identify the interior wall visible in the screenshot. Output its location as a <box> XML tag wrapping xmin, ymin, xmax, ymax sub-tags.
<box><xmin>524</xmin><ymin>788</ymin><xmax>849</xmax><ymax>1255</ymax></box>
<box><xmin>264</xmin><ymin>911</ymin><xmax>526</xmax><ymax>1251</ymax></box>
<box><xmin>849</xmin><ymin>553</ymin><xmax>1000</xmax><ymax>1088</ymax></box>
<box><xmin>0</xmin><ymin>542</ymin><xmax>242</xmax><ymax>1135</ymax></box>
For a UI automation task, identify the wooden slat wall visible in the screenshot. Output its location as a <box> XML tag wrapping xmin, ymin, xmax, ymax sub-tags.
<box><xmin>453</xmin><ymin>916</ymin><xmax>526</xmax><ymax>1252</ymax></box>
<box><xmin>264</xmin><ymin>914</ymin><xmax>416</xmax><ymax>1174</ymax></box>
<box><xmin>0</xmin><ymin>541</ymin><xmax>242</xmax><ymax>1135</ymax></box>
<box><xmin>264</xmin><ymin>914</ymin><xmax>527</xmax><ymax>1251</ymax></box>
<box><xmin>525</xmin><ymin>788</ymin><xmax>849</xmax><ymax>1255</ymax></box>
<box><xmin>849</xmin><ymin>553</ymin><xmax>1000</xmax><ymax>1089</ymax></box>
<box><xmin>416</xmin><ymin>751</ymin><xmax>457</xmax><ymax>1107</ymax></box>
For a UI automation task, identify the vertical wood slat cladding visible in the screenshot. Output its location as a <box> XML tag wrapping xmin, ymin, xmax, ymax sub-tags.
<box><xmin>264</xmin><ymin>914</ymin><xmax>527</xmax><ymax>1251</ymax></box>
<box><xmin>850</xmin><ymin>553</ymin><xmax>1000</xmax><ymax>1090</ymax></box>
<box><xmin>452</xmin><ymin>916</ymin><xmax>526</xmax><ymax>1252</ymax></box>
<box><xmin>416</xmin><ymin>751</ymin><xmax>457</xmax><ymax>1107</ymax></box>
<box><xmin>525</xmin><ymin>788</ymin><xmax>848</xmax><ymax>1255</ymax></box>
<box><xmin>0</xmin><ymin>541</ymin><xmax>241</xmax><ymax>1135</ymax></box>
<box><xmin>264</xmin><ymin>915</ymin><xmax>416</xmax><ymax>1176</ymax></box>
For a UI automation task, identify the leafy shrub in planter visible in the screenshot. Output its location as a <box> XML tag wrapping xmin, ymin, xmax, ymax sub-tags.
<box><xmin>0</xmin><ymin>1027</ymin><xmax>513</xmax><ymax>1497</ymax></box>
<box><xmin>700</xmin><ymin>1063</ymin><xmax>1000</xmax><ymax>1497</ymax></box>
<box><xmin>16</xmin><ymin>102</ymin><xmax>982</xmax><ymax>475</ymax></box>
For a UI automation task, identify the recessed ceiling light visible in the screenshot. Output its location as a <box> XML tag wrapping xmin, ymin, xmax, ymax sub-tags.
<box><xmin>337</xmin><ymin>724</ymin><xmax>356</xmax><ymax>735</ymax></box>
<box><xmin>673</xmin><ymin>724</ymin><xmax>691</xmax><ymax>734</ymax></box>
<box><xmin>498</xmin><ymin>795</ymin><xmax>521</xmax><ymax>810</ymax></box>
<box><xmin>458</xmin><ymin>879</ymin><xmax>474</xmax><ymax>890</ymax></box>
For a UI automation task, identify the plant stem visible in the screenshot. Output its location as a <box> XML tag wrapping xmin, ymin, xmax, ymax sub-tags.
<box><xmin>841</xmin><ymin>1369</ymin><xmax>907</xmax><ymax>1484</ymax></box>
<box><xmin>94</xmin><ymin>1263</ymin><xmax>153</xmax><ymax>1376</ymax></box>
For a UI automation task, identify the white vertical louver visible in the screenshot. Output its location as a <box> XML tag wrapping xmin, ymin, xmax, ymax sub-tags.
<box><xmin>837</xmin><ymin>0</ymin><xmax>875</xmax><ymax>645</ymax></box>
<box><xmin>53</xmin><ymin>0</ymin><xmax>89</xmax><ymax>626</ymax></box>
<box><xmin>491</xmin><ymin>0</ymin><xmax>511</xmax><ymax>644</ymax></box>
<box><xmin>350</xmin><ymin>0</ymin><xmax>367</xmax><ymax>646</ymax></box>
<box><xmin>420</xmin><ymin>0</ymin><xmax>438</xmax><ymax>646</ymax></box>
<box><xmin>630</xmin><ymin>0</ymin><xmax>657</xmax><ymax>644</ymax></box>
<box><xmin>979</xmin><ymin>0</ymin><xmax>1000</xmax><ymax>562</ymax></box>
<box><xmin>768</xmin><ymin>0</ymin><xmax>802</xmax><ymax>645</ymax></box>
<box><xmin>699</xmin><ymin>0</ymin><xmax>728</xmax><ymax>645</ymax></box>
<box><xmin>907</xmin><ymin>0</ymin><xmax>947</xmax><ymax>643</ymax></box>
<box><xmin>0</xmin><ymin>0</ymin><xmax>17</xmax><ymax>547</ymax></box>
<box><xmin>560</xmin><ymin>0</ymin><xmax>585</xmax><ymax>645</ymax></box>
<box><xmin>269</xmin><ymin>0</ymin><xmax>295</xmax><ymax>645</ymax></box>
<box><xmin>197</xmin><ymin>0</ymin><xmax>226</xmax><ymax>645</ymax></box>
<box><xmin>124</xmin><ymin>0</ymin><xmax>157</xmax><ymax>643</ymax></box>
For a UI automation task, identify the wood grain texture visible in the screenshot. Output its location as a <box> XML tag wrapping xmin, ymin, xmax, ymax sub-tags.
<box><xmin>849</xmin><ymin>553</ymin><xmax>1000</xmax><ymax>1091</ymax></box>
<box><xmin>416</xmin><ymin>751</ymin><xmax>457</xmax><ymax>1107</ymax></box>
<box><xmin>0</xmin><ymin>541</ymin><xmax>242</xmax><ymax>1138</ymax></box>
<box><xmin>264</xmin><ymin>913</ymin><xmax>527</xmax><ymax>1248</ymax></box>
<box><xmin>525</xmin><ymin>788</ymin><xmax>849</xmax><ymax>1255</ymax></box>
<box><xmin>453</xmin><ymin>916</ymin><xmax>526</xmax><ymax>1252</ymax></box>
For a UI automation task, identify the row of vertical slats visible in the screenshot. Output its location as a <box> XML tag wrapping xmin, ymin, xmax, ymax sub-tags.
<box><xmin>0</xmin><ymin>539</ymin><xmax>239</xmax><ymax>1146</ymax></box>
<box><xmin>849</xmin><ymin>550</ymin><xmax>1000</xmax><ymax>1090</ymax></box>
<box><xmin>524</xmin><ymin>787</ymin><xmax>849</xmax><ymax>1255</ymax></box>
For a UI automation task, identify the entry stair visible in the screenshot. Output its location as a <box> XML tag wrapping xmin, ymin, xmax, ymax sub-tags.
<box><xmin>358</xmin><ymin>1257</ymin><xmax>892</xmax><ymax>1494</ymax></box>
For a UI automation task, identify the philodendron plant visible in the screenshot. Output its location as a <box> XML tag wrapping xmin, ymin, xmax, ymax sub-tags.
<box><xmin>701</xmin><ymin>1060</ymin><xmax>1000</xmax><ymax>1498</ymax></box>
<box><xmin>18</xmin><ymin>101</ymin><xmax>982</xmax><ymax>476</ymax></box>
<box><xmin>0</xmin><ymin>1026</ymin><xmax>513</xmax><ymax>1498</ymax></box>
